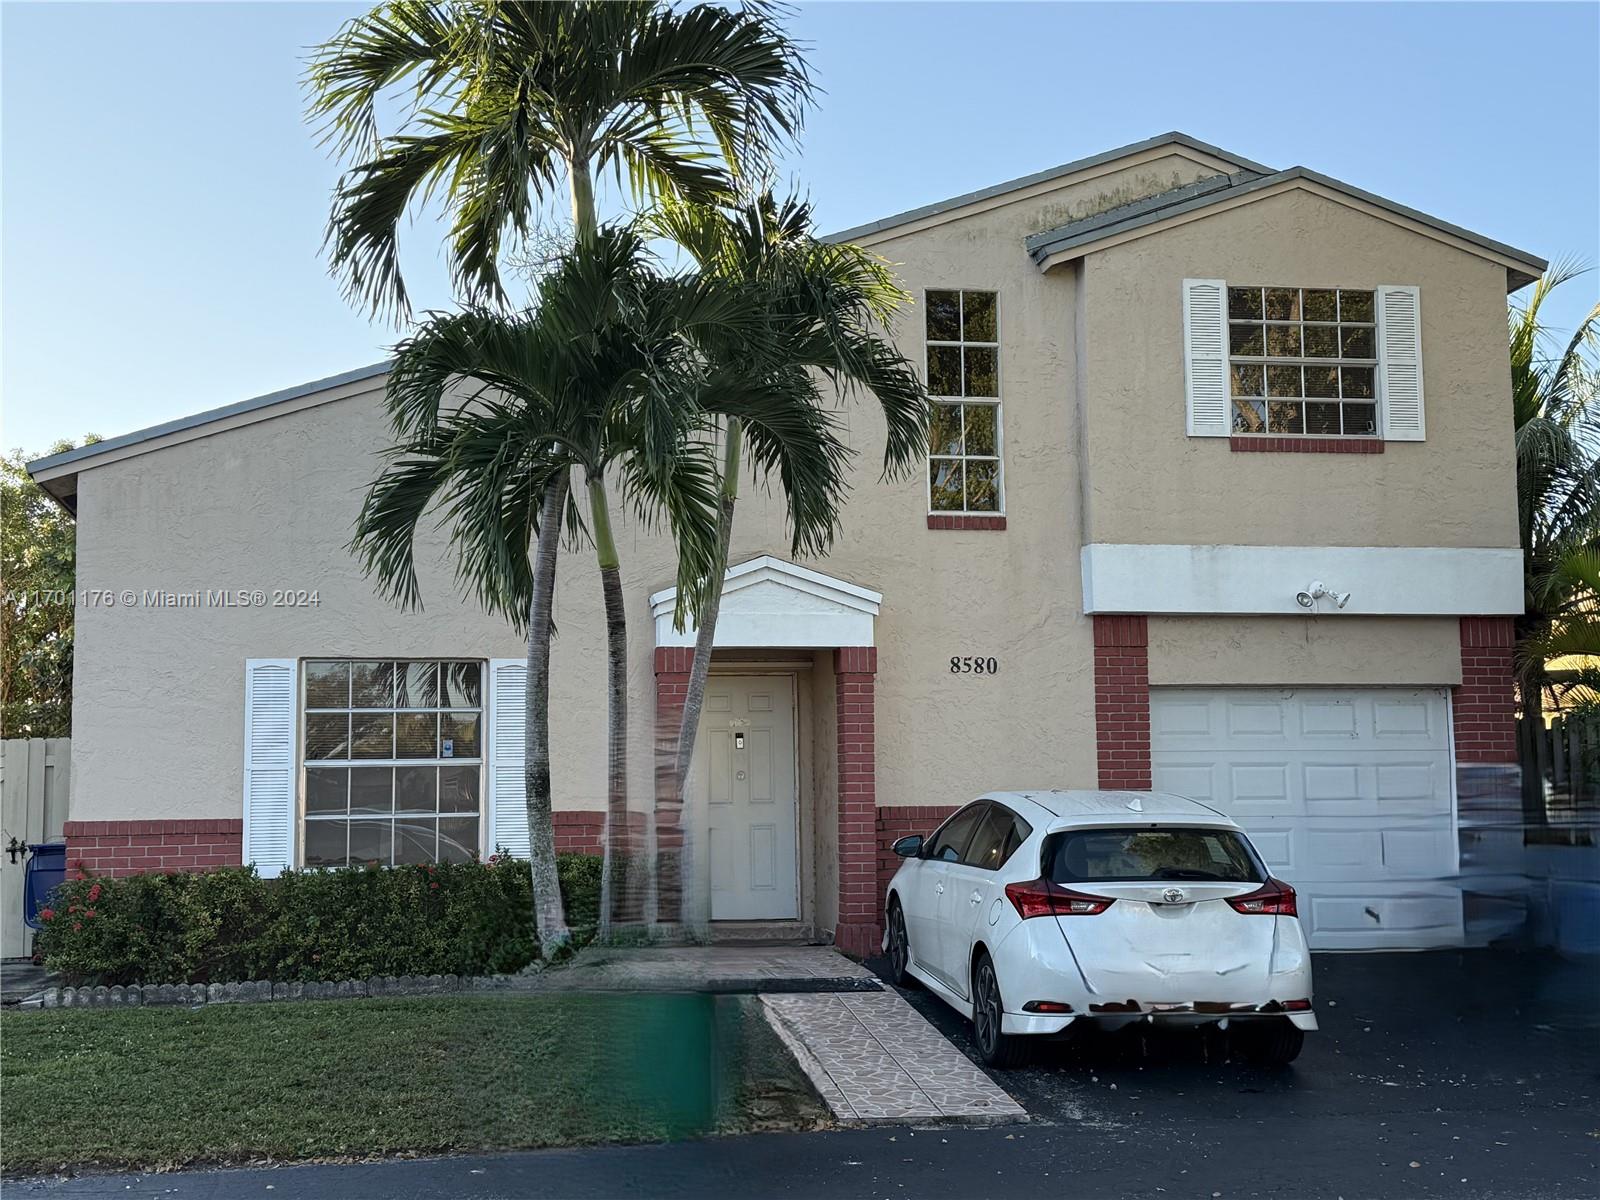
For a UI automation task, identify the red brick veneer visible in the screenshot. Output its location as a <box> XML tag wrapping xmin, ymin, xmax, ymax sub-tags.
<box><xmin>1093</xmin><ymin>614</ymin><xmax>1152</xmax><ymax>789</ymax></box>
<box><xmin>926</xmin><ymin>514</ymin><xmax>1007</xmax><ymax>531</ymax></box>
<box><xmin>1456</xmin><ymin>617</ymin><xmax>1517</xmax><ymax>763</ymax></box>
<box><xmin>63</xmin><ymin>820</ymin><xmax>242</xmax><ymax>878</ymax></box>
<box><xmin>834</xmin><ymin>647</ymin><xmax>880</xmax><ymax>956</ymax></box>
<box><xmin>1229</xmin><ymin>437</ymin><xmax>1384</xmax><ymax>454</ymax></box>
<box><xmin>552</xmin><ymin>811</ymin><xmax>609</xmax><ymax>855</ymax></box>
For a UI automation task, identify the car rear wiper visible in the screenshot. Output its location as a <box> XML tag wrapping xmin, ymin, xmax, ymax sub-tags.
<box><xmin>1150</xmin><ymin>868</ymin><xmax>1226</xmax><ymax>880</ymax></box>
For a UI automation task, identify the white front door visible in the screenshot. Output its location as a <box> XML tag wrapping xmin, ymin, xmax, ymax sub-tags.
<box><xmin>700</xmin><ymin>675</ymin><xmax>799</xmax><ymax>920</ymax></box>
<box><xmin>1150</xmin><ymin>687</ymin><xmax>1460</xmax><ymax>950</ymax></box>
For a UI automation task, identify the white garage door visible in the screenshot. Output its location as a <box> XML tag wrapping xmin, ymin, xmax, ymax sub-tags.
<box><xmin>1150</xmin><ymin>688</ymin><xmax>1460</xmax><ymax>950</ymax></box>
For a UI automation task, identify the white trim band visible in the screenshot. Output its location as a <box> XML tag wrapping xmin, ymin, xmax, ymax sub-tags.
<box><xmin>1081</xmin><ymin>544</ymin><xmax>1524</xmax><ymax>616</ymax></box>
<box><xmin>650</xmin><ymin>555</ymin><xmax>881</xmax><ymax>649</ymax></box>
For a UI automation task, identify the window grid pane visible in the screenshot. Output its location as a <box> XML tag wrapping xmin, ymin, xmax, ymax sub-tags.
<box><xmin>302</xmin><ymin>659</ymin><xmax>484</xmax><ymax>868</ymax></box>
<box><xmin>925</xmin><ymin>289</ymin><xmax>1003</xmax><ymax>513</ymax></box>
<box><xmin>1226</xmin><ymin>285</ymin><xmax>1378</xmax><ymax>438</ymax></box>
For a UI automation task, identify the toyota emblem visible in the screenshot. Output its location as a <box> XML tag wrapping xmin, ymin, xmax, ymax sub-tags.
<box><xmin>1162</xmin><ymin>887</ymin><xmax>1186</xmax><ymax>904</ymax></box>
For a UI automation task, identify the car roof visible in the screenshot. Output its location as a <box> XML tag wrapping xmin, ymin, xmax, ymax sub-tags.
<box><xmin>980</xmin><ymin>789</ymin><xmax>1239</xmax><ymax>829</ymax></box>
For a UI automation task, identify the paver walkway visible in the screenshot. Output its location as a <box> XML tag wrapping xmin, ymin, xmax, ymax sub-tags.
<box><xmin>764</xmin><ymin>990</ymin><xmax>1026</xmax><ymax>1124</ymax></box>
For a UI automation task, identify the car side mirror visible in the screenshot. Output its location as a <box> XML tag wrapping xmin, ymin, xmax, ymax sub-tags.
<box><xmin>892</xmin><ymin>834</ymin><xmax>923</xmax><ymax>858</ymax></box>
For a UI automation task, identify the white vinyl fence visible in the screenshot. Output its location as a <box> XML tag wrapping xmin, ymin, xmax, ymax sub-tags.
<box><xmin>1</xmin><ymin>737</ymin><xmax>70</xmax><ymax>959</ymax></box>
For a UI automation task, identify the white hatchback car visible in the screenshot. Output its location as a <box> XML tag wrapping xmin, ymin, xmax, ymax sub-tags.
<box><xmin>883</xmin><ymin>790</ymin><xmax>1316</xmax><ymax>1068</ymax></box>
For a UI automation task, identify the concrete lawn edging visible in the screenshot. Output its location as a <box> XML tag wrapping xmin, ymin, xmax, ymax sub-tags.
<box><xmin>16</xmin><ymin>971</ymin><xmax>534</xmax><ymax>1010</ymax></box>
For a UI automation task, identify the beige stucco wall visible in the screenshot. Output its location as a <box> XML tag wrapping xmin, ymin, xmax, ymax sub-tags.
<box><xmin>63</xmin><ymin>153</ymin><xmax>1518</xmax><ymax>856</ymax></box>
<box><xmin>68</xmin><ymin>146</ymin><xmax>1137</xmax><ymax>828</ymax></box>
<box><xmin>1147</xmin><ymin>616</ymin><xmax>1463</xmax><ymax>687</ymax></box>
<box><xmin>1077</xmin><ymin>187</ymin><xmax>1520</xmax><ymax>550</ymax></box>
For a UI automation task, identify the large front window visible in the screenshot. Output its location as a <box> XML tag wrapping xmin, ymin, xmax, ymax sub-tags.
<box><xmin>301</xmin><ymin>659</ymin><xmax>483</xmax><ymax>867</ymax></box>
<box><xmin>1227</xmin><ymin>285</ymin><xmax>1377</xmax><ymax>437</ymax></box>
<box><xmin>926</xmin><ymin>289</ymin><xmax>1002</xmax><ymax>513</ymax></box>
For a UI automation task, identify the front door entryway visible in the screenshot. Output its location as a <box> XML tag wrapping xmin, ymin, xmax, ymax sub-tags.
<box><xmin>700</xmin><ymin>675</ymin><xmax>799</xmax><ymax>920</ymax></box>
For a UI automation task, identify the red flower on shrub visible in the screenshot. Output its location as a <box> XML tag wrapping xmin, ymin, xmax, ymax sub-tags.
<box><xmin>85</xmin><ymin>909</ymin><xmax>97</xmax><ymax>919</ymax></box>
<box><xmin>72</xmin><ymin>922</ymin><xmax>82</xmax><ymax>931</ymax></box>
<box><xmin>88</xmin><ymin>883</ymin><xmax>102</xmax><ymax>902</ymax></box>
<box><xmin>39</xmin><ymin>908</ymin><xmax>55</xmax><ymax>922</ymax></box>
<box><xmin>429</xmin><ymin>882</ymin><xmax>439</xmax><ymax>891</ymax></box>
<box><xmin>68</xmin><ymin>904</ymin><xmax>79</xmax><ymax>914</ymax></box>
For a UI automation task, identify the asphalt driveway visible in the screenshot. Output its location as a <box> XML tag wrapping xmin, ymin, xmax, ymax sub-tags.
<box><xmin>9</xmin><ymin>950</ymin><xmax>1597</xmax><ymax>1199</ymax></box>
<box><xmin>871</xmin><ymin>947</ymin><xmax>1598</xmax><ymax>1131</ymax></box>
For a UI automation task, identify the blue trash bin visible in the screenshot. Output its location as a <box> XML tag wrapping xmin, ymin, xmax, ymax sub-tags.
<box><xmin>23</xmin><ymin>842</ymin><xmax>67</xmax><ymax>930</ymax></box>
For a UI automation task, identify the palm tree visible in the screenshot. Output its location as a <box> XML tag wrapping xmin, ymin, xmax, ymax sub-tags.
<box><xmin>308</xmin><ymin>0</ymin><xmax>812</xmax><ymax>944</ymax></box>
<box><xmin>644</xmin><ymin>194</ymin><xmax>930</xmax><ymax>921</ymax></box>
<box><xmin>1511</xmin><ymin>264</ymin><xmax>1600</xmax><ymax>706</ymax></box>
<box><xmin>1507</xmin><ymin>264</ymin><xmax>1600</xmax><ymax>820</ymax></box>
<box><xmin>350</xmin><ymin>225</ymin><xmax>737</xmax><ymax>946</ymax></box>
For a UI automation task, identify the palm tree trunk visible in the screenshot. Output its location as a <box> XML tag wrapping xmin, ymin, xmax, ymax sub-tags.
<box><xmin>527</xmin><ymin>470</ymin><xmax>573</xmax><ymax>958</ymax></box>
<box><xmin>669</xmin><ymin>419</ymin><xmax>742</xmax><ymax>923</ymax></box>
<box><xmin>587</xmin><ymin>470</ymin><xmax>629</xmax><ymax>934</ymax></box>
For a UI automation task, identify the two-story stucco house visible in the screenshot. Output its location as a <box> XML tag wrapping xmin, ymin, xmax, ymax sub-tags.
<box><xmin>29</xmin><ymin>133</ymin><xmax>1541</xmax><ymax>956</ymax></box>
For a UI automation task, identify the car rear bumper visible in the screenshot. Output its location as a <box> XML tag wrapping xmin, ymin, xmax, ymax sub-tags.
<box><xmin>1002</xmin><ymin>1004</ymin><xmax>1318</xmax><ymax>1035</ymax></box>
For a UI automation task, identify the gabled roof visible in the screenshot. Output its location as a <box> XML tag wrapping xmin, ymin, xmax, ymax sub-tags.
<box><xmin>823</xmin><ymin>131</ymin><xmax>1271</xmax><ymax>244</ymax></box>
<box><xmin>28</xmin><ymin>131</ymin><xmax>1546</xmax><ymax>508</ymax></box>
<box><xmin>1025</xmin><ymin>165</ymin><xmax>1546</xmax><ymax>290</ymax></box>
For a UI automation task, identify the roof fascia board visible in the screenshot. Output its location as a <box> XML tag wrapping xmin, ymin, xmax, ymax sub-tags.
<box><xmin>27</xmin><ymin>361</ymin><xmax>392</xmax><ymax>484</ymax></box>
<box><xmin>1032</xmin><ymin>169</ymin><xmax>1546</xmax><ymax>288</ymax></box>
<box><xmin>823</xmin><ymin>132</ymin><xmax>1270</xmax><ymax>247</ymax></box>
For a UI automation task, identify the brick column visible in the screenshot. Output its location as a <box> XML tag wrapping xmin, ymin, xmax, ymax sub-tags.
<box><xmin>654</xmin><ymin>646</ymin><xmax>694</xmax><ymax>922</ymax></box>
<box><xmin>834</xmin><ymin>646</ymin><xmax>879</xmax><ymax>956</ymax></box>
<box><xmin>1093</xmin><ymin>615</ymin><xmax>1151</xmax><ymax>789</ymax></box>
<box><xmin>1455</xmin><ymin>617</ymin><xmax>1518</xmax><ymax>763</ymax></box>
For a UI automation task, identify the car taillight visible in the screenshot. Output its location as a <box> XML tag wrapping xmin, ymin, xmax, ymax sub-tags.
<box><xmin>1004</xmin><ymin>878</ymin><xmax>1114</xmax><ymax>919</ymax></box>
<box><xmin>1226</xmin><ymin>877</ymin><xmax>1297</xmax><ymax>916</ymax></box>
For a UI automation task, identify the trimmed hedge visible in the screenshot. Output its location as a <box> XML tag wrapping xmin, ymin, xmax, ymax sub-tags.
<box><xmin>34</xmin><ymin>854</ymin><xmax>602</xmax><ymax>987</ymax></box>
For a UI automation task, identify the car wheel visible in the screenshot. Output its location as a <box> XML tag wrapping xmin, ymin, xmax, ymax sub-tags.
<box><xmin>1237</xmin><ymin>1018</ymin><xmax>1305</xmax><ymax>1066</ymax></box>
<box><xmin>885</xmin><ymin>899</ymin><xmax>916</xmax><ymax>988</ymax></box>
<box><xmin>971</xmin><ymin>953</ymin><xmax>1029</xmax><ymax>1069</ymax></box>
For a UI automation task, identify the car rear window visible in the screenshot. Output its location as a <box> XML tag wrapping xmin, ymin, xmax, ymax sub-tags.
<box><xmin>1047</xmin><ymin>827</ymin><xmax>1263</xmax><ymax>884</ymax></box>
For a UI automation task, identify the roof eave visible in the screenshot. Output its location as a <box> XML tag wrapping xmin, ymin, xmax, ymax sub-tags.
<box><xmin>1027</xmin><ymin>167</ymin><xmax>1547</xmax><ymax>290</ymax></box>
<box><xmin>822</xmin><ymin>131</ymin><xmax>1272</xmax><ymax>245</ymax></box>
<box><xmin>25</xmin><ymin>360</ymin><xmax>393</xmax><ymax>496</ymax></box>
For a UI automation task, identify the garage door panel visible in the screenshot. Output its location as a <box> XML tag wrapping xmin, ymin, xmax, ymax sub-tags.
<box><xmin>1225</xmin><ymin>697</ymin><xmax>1287</xmax><ymax>738</ymax></box>
<box><xmin>1229</xmin><ymin>762</ymin><xmax>1291</xmax><ymax>806</ymax></box>
<box><xmin>1298</xmin><ymin>695</ymin><xmax>1358</xmax><ymax>738</ymax></box>
<box><xmin>1150</xmin><ymin>761</ymin><xmax>1217</xmax><ymax>801</ymax></box>
<box><xmin>1305</xmin><ymin>829</ymin><xmax>1384</xmax><ymax>870</ymax></box>
<box><xmin>1306</xmin><ymin>887</ymin><xmax>1463</xmax><ymax>949</ymax></box>
<box><xmin>1150</xmin><ymin>686</ymin><xmax>1458</xmax><ymax>949</ymax></box>
<box><xmin>1150</xmin><ymin>696</ymin><xmax>1215</xmax><ymax>740</ymax></box>
<box><xmin>1372</xmin><ymin>695</ymin><xmax>1439</xmax><ymax>740</ymax></box>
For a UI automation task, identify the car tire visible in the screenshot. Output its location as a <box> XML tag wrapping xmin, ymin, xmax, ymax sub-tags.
<box><xmin>885</xmin><ymin>899</ymin><xmax>917</xmax><ymax>989</ymax></box>
<box><xmin>971</xmin><ymin>952</ymin><xmax>1029</xmax><ymax>1069</ymax></box>
<box><xmin>1237</xmin><ymin>1018</ymin><xmax>1305</xmax><ymax>1066</ymax></box>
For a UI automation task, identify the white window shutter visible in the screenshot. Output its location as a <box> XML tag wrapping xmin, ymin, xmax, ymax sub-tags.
<box><xmin>1183</xmin><ymin>278</ymin><xmax>1229</xmax><ymax>436</ymax></box>
<box><xmin>487</xmin><ymin>658</ymin><xmax>530</xmax><ymax>857</ymax></box>
<box><xmin>243</xmin><ymin>659</ymin><xmax>296</xmax><ymax>878</ymax></box>
<box><xmin>1377</xmin><ymin>285</ymin><xmax>1425</xmax><ymax>441</ymax></box>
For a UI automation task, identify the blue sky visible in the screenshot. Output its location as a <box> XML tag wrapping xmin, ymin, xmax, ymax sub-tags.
<box><xmin>4</xmin><ymin>1</ymin><xmax>1596</xmax><ymax>454</ymax></box>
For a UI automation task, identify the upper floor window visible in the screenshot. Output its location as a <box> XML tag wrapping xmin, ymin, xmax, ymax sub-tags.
<box><xmin>926</xmin><ymin>289</ymin><xmax>1002</xmax><ymax>513</ymax></box>
<box><xmin>1227</xmin><ymin>286</ymin><xmax>1377</xmax><ymax>437</ymax></box>
<box><xmin>301</xmin><ymin>659</ymin><xmax>483</xmax><ymax>867</ymax></box>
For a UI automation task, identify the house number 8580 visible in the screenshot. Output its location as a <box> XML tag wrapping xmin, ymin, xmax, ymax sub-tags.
<box><xmin>950</xmin><ymin>656</ymin><xmax>999</xmax><ymax>675</ymax></box>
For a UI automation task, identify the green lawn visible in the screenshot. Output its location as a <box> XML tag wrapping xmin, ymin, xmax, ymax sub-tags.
<box><xmin>0</xmin><ymin>993</ymin><xmax>827</xmax><ymax>1173</ymax></box>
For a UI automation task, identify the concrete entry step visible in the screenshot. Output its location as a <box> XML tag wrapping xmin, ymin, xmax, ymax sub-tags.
<box><xmin>763</xmin><ymin>990</ymin><xmax>1028</xmax><ymax>1125</ymax></box>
